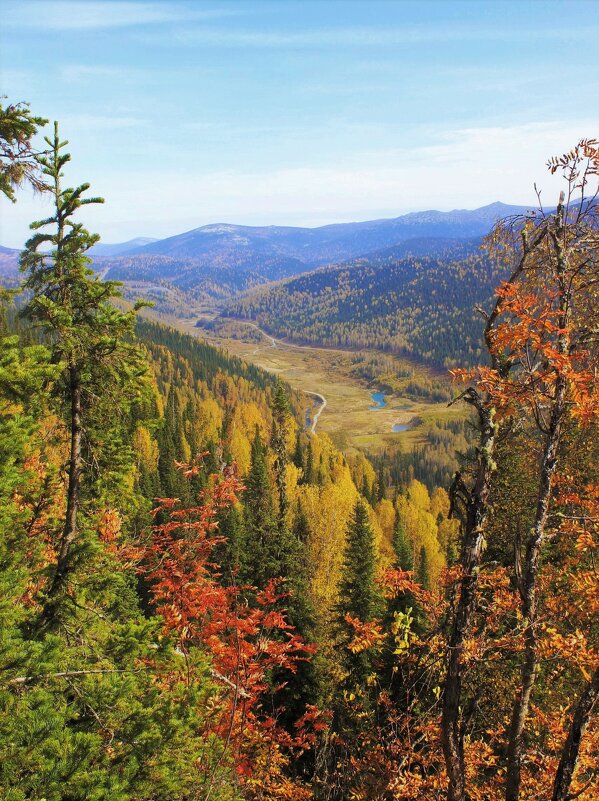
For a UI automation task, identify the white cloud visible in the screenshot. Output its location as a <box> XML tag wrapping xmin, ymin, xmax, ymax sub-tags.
<box><xmin>3</xmin><ymin>1</ymin><xmax>234</xmax><ymax>31</ymax></box>
<box><xmin>141</xmin><ymin>22</ymin><xmax>599</xmax><ymax>49</ymax></box>
<box><xmin>2</xmin><ymin>120</ymin><xmax>597</xmax><ymax>247</ymax></box>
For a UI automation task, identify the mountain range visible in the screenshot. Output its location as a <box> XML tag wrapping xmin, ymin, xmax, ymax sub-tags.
<box><xmin>1</xmin><ymin>202</ymin><xmax>531</xmax><ymax>322</ymax></box>
<box><xmin>91</xmin><ymin>200</ymin><xmax>528</xmax><ymax>265</ymax></box>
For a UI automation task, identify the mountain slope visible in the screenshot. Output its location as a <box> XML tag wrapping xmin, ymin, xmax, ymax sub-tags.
<box><xmin>226</xmin><ymin>238</ymin><xmax>507</xmax><ymax>368</ymax></box>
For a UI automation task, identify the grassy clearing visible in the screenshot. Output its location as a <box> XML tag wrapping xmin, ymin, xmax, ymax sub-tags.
<box><xmin>176</xmin><ymin>317</ymin><xmax>463</xmax><ymax>455</ymax></box>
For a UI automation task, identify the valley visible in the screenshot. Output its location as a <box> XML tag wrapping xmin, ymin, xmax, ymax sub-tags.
<box><xmin>176</xmin><ymin>312</ymin><xmax>464</xmax><ymax>455</ymax></box>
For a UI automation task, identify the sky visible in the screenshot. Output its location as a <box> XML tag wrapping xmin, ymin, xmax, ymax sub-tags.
<box><xmin>1</xmin><ymin>0</ymin><xmax>598</xmax><ymax>247</ymax></box>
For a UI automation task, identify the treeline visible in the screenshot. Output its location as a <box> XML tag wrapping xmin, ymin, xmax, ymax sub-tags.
<box><xmin>372</xmin><ymin>417</ymin><xmax>474</xmax><ymax>493</ymax></box>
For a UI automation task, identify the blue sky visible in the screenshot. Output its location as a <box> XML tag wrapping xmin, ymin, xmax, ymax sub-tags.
<box><xmin>1</xmin><ymin>0</ymin><xmax>598</xmax><ymax>246</ymax></box>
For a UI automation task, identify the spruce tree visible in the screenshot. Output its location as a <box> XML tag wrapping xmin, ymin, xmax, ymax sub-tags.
<box><xmin>304</xmin><ymin>439</ymin><xmax>314</xmax><ymax>484</ymax></box>
<box><xmin>337</xmin><ymin>499</ymin><xmax>383</xmax><ymax>691</ymax></box>
<box><xmin>242</xmin><ymin>426</ymin><xmax>277</xmax><ymax>586</ymax></box>
<box><xmin>2</xmin><ymin>128</ymin><xmax>233</xmax><ymax>800</ymax></box>
<box><xmin>377</xmin><ymin>461</ymin><xmax>386</xmax><ymax>501</ymax></box>
<box><xmin>20</xmin><ymin>123</ymin><xmax>146</xmax><ymax>624</ymax></box>
<box><xmin>0</xmin><ymin>99</ymin><xmax>47</xmax><ymax>201</ymax></box>
<box><xmin>339</xmin><ymin>499</ymin><xmax>381</xmax><ymax>624</ymax></box>
<box><xmin>393</xmin><ymin>513</ymin><xmax>414</xmax><ymax>571</ymax></box>
<box><xmin>417</xmin><ymin>544</ymin><xmax>431</xmax><ymax>590</ymax></box>
<box><xmin>271</xmin><ymin>380</ymin><xmax>291</xmax><ymax>526</ymax></box>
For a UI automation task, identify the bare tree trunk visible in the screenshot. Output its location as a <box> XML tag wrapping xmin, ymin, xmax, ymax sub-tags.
<box><xmin>42</xmin><ymin>363</ymin><xmax>82</xmax><ymax>618</ymax></box>
<box><xmin>442</xmin><ymin>397</ymin><xmax>498</xmax><ymax>801</ymax></box>
<box><xmin>552</xmin><ymin>666</ymin><xmax>599</xmax><ymax>801</ymax></box>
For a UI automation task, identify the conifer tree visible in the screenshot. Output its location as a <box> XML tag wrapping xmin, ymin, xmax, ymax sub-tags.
<box><xmin>339</xmin><ymin>499</ymin><xmax>381</xmax><ymax>623</ymax></box>
<box><xmin>337</xmin><ymin>499</ymin><xmax>383</xmax><ymax>692</ymax></box>
<box><xmin>292</xmin><ymin>431</ymin><xmax>304</xmax><ymax>473</ymax></box>
<box><xmin>393</xmin><ymin>513</ymin><xmax>414</xmax><ymax>571</ymax></box>
<box><xmin>377</xmin><ymin>462</ymin><xmax>386</xmax><ymax>501</ymax></box>
<box><xmin>271</xmin><ymin>380</ymin><xmax>291</xmax><ymax>526</ymax></box>
<box><xmin>0</xmin><ymin>99</ymin><xmax>47</xmax><ymax>201</ymax></box>
<box><xmin>19</xmin><ymin>123</ymin><xmax>146</xmax><ymax>624</ymax></box>
<box><xmin>417</xmin><ymin>544</ymin><xmax>431</xmax><ymax>590</ymax></box>
<box><xmin>242</xmin><ymin>426</ymin><xmax>277</xmax><ymax>586</ymax></box>
<box><xmin>293</xmin><ymin>501</ymin><xmax>311</xmax><ymax>544</ymax></box>
<box><xmin>304</xmin><ymin>439</ymin><xmax>314</xmax><ymax>484</ymax></box>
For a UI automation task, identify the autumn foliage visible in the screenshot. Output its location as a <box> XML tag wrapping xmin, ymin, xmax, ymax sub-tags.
<box><xmin>142</xmin><ymin>460</ymin><xmax>321</xmax><ymax>799</ymax></box>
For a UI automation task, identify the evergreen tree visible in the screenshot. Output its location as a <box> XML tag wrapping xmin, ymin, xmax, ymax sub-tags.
<box><xmin>339</xmin><ymin>499</ymin><xmax>381</xmax><ymax>623</ymax></box>
<box><xmin>19</xmin><ymin>123</ymin><xmax>146</xmax><ymax>624</ymax></box>
<box><xmin>337</xmin><ymin>499</ymin><xmax>383</xmax><ymax>690</ymax></box>
<box><xmin>1</xmin><ymin>130</ymin><xmax>236</xmax><ymax>801</ymax></box>
<box><xmin>215</xmin><ymin>502</ymin><xmax>244</xmax><ymax>582</ymax></box>
<box><xmin>0</xmin><ymin>99</ymin><xmax>47</xmax><ymax>201</ymax></box>
<box><xmin>304</xmin><ymin>439</ymin><xmax>314</xmax><ymax>484</ymax></box>
<box><xmin>242</xmin><ymin>426</ymin><xmax>277</xmax><ymax>586</ymax></box>
<box><xmin>292</xmin><ymin>431</ymin><xmax>304</xmax><ymax>473</ymax></box>
<box><xmin>271</xmin><ymin>380</ymin><xmax>291</xmax><ymax>526</ymax></box>
<box><xmin>377</xmin><ymin>461</ymin><xmax>386</xmax><ymax>501</ymax></box>
<box><xmin>417</xmin><ymin>544</ymin><xmax>431</xmax><ymax>590</ymax></box>
<box><xmin>292</xmin><ymin>501</ymin><xmax>311</xmax><ymax>545</ymax></box>
<box><xmin>393</xmin><ymin>513</ymin><xmax>414</xmax><ymax>571</ymax></box>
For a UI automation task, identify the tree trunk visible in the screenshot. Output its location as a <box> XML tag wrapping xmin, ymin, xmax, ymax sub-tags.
<box><xmin>505</xmin><ymin>202</ymin><xmax>569</xmax><ymax>801</ymax></box>
<box><xmin>43</xmin><ymin>363</ymin><xmax>82</xmax><ymax>617</ymax></box>
<box><xmin>440</xmin><ymin>232</ymin><xmax>535</xmax><ymax>800</ymax></box>
<box><xmin>442</xmin><ymin>398</ymin><xmax>497</xmax><ymax>801</ymax></box>
<box><xmin>552</xmin><ymin>666</ymin><xmax>599</xmax><ymax>801</ymax></box>
<box><xmin>504</xmin><ymin>389</ymin><xmax>564</xmax><ymax>800</ymax></box>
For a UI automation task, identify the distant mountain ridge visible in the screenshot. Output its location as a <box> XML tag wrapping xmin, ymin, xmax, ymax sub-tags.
<box><xmin>0</xmin><ymin>202</ymin><xmax>531</xmax><ymax>303</ymax></box>
<box><xmin>118</xmin><ymin>201</ymin><xmax>528</xmax><ymax>265</ymax></box>
<box><xmin>88</xmin><ymin>237</ymin><xmax>158</xmax><ymax>257</ymax></box>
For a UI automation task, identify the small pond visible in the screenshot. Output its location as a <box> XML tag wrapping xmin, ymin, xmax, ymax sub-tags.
<box><xmin>369</xmin><ymin>391</ymin><xmax>386</xmax><ymax>409</ymax></box>
<box><xmin>392</xmin><ymin>423</ymin><xmax>410</xmax><ymax>432</ymax></box>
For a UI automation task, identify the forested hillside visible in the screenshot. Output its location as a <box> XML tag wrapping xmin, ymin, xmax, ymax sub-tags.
<box><xmin>227</xmin><ymin>240</ymin><xmax>507</xmax><ymax>367</ymax></box>
<box><xmin>0</xmin><ymin>102</ymin><xmax>597</xmax><ymax>801</ymax></box>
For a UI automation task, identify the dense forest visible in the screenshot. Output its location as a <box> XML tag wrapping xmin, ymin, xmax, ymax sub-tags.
<box><xmin>0</xmin><ymin>102</ymin><xmax>597</xmax><ymax>801</ymax></box>
<box><xmin>225</xmin><ymin>240</ymin><xmax>512</xmax><ymax>368</ymax></box>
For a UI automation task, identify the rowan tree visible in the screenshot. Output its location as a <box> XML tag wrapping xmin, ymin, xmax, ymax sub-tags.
<box><xmin>443</xmin><ymin>138</ymin><xmax>599</xmax><ymax>801</ymax></box>
<box><xmin>144</xmin><ymin>463</ymin><xmax>318</xmax><ymax>800</ymax></box>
